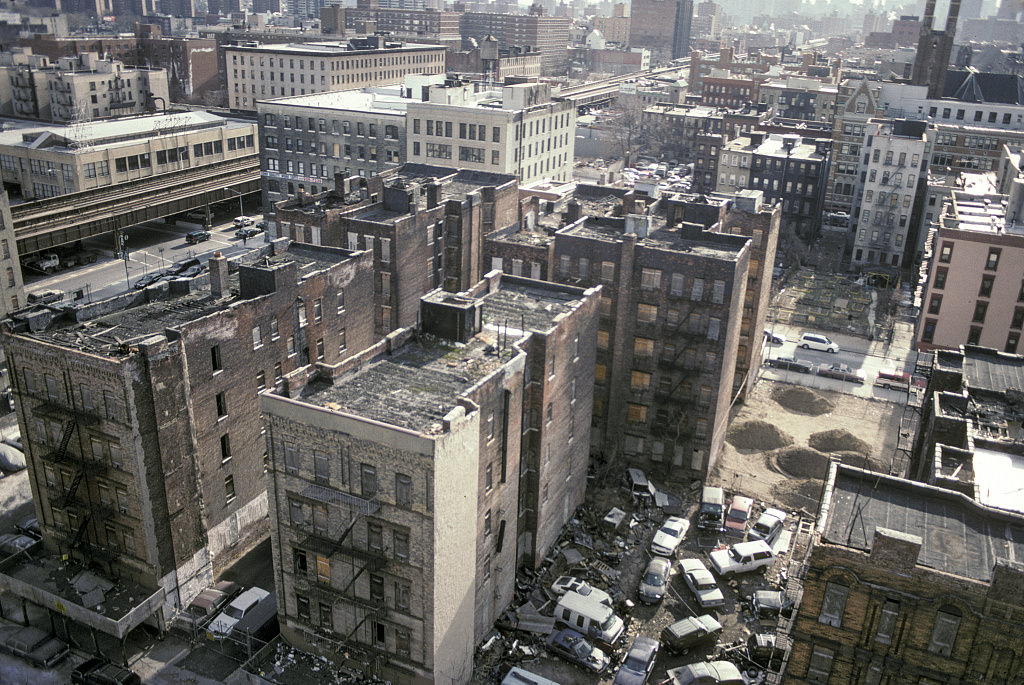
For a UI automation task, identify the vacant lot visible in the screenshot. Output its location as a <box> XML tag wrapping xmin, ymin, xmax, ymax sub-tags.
<box><xmin>713</xmin><ymin>378</ymin><xmax>906</xmax><ymax>513</ymax></box>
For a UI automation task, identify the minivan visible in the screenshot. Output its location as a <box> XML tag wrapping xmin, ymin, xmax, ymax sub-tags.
<box><xmin>624</xmin><ymin>468</ymin><xmax>654</xmax><ymax>502</ymax></box>
<box><xmin>554</xmin><ymin>590</ymin><xmax>625</xmax><ymax>645</ymax></box>
<box><xmin>797</xmin><ymin>333</ymin><xmax>839</xmax><ymax>353</ymax></box>
<box><xmin>697</xmin><ymin>486</ymin><xmax>725</xmax><ymax>531</ymax></box>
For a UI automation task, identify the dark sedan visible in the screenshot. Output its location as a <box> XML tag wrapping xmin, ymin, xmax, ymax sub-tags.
<box><xmin>661</xmin><ymin>614</ymin><xmax>723</xmax><ymax>654</ymax></box>
<box><xmin>613</xmin><ymin>635</ymin><xmax>660</xmax><ymax>685</ymax></box>
<box><xmin>546</xmin><ymin>628</ymin><xmax>610</xmax><ymax>673</ymax></box>
<box><xmin>817</xmin><ymin>363</ymin><xmax>866</xmax><ymax>384</ymax></box>
<box><xmin>765</xmin><ymin>356</ymin><xmax>813</xmax><ymax>373</ymax></box>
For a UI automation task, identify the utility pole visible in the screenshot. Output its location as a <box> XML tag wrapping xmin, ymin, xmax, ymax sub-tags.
<box><xmin>119</xmin><ymin>230</ymin><xmax>130</xmax><ymax>289</ymax></box>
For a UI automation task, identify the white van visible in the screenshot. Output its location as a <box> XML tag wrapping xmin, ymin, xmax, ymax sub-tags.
<box><xmin>502</xmin><ymin>667</ymin><xmax>563</xmax><ymax>685</ymax></box>
<box><xmin>797</xmin><ymin>332</ymin><xmax>839</xmax><ymax>353</ymax></box>
<box><xmin>554</xmin><ymin>591</ymin><xmax>625</xmax><ymax>645</ymax></box>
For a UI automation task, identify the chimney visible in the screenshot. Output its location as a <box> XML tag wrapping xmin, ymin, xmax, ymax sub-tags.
<box><xmin>566</xmin><ymin>199</ymin><xmax>581</xmax><ymax>224</ymax></box>
<box><xmin>210</xmin><ymin>252</ymin><xmax>229</xmax><ymax>299</ymax></box>
<box><xmin>426</xmin><ymin>180</ymin><xmax>441</xmax><ymax>209</ymax></box>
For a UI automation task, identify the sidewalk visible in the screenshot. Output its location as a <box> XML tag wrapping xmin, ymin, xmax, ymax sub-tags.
<box><xmin>771</xmin><ymin>317</ymin><xmax>919</xmax><ymax>367</ymax></box>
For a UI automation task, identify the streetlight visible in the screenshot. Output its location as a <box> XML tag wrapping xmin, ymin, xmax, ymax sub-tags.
<box><xmin>224</xmin><ymin>187</ymin><xmax>244</xmax><ymax>219</ymax></box>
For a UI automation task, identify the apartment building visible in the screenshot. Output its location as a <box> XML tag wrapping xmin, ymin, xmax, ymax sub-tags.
<box><xmin>0</xmin><ymin>192</ymin><xmax>24</xmax><ymax>315</ymax></box>
<box><xmin>0</xmin><ymin>50</ymin><xmax>168</xmax><ymax>123</ymax></box>
<box><xmin>262</xmin><ymin>272</ymin><xmax>598</xmax><ymax>682</ymax></box>
<box><xmin>627</xmin><ymin>0</ymin><xmax>693</xmax><ymax>60</ymax></box>
<box><xmin>0</xmin><ymin>111</ymin><xmax>257</xmax><ymax>201</ymax></box>
<box><xmin>715</xmin><ymin>190</ymin><xmax>781</xmax><ymax>400</ymax></box>
<box><xmin>849</xmin><ymin>119</ymin><xmax>930</xmax><ymax>270</ymax></box>
<box><xmin>593</xmin><ymin>13</ymin><xmax>631</xmax><ymax>45</ymax></box>
<box><xmin>701</xmin><ymin>70</ymin><xmax>758</xmax><ymax>108</ymax></box>
<box><xmin>716</xmin><ymin>132</ymin><xmax>830</xmax><ymax>243</ymax></box>
<box><xmin>756</xmin><ymin>76</ymin><xmax>837</xmax><ymax>122</ymax></box>
<box><xmin>445</xmin><ymin>39</ymin><xmax>543</xmax><ymax>81</ymax></box>
<box><xmin>0</xmin><ymin>240</ymin><xmax>375</xmax><ymax>624</ymax></box>
<box><xmin>275</xmin><ymin>164</ymin><xmax>521</xmax><ymax>338</ymax></box>
<box><xmin>224</xmin><ymin>38</ymin><xmax>446</xmax><ymax>111</ymax></box>
<box><xmin>256</xmin><ymin>83</ymin><xmax>436</xmax><ymax>209</ymax></box>
<box><xmin>823</xmin><ymin>79</ymin><xmax>880</xmax><ymax>231</ymax></box>
<box><xmin>327</xmin><ymin>5</ymin><xmax>462</xmax><ymax>48</ymax></box>
<box><xmin>916</xmin><ymin>180</ymin><xmax>1024</xmax><ymax>353</ymax></box>
<box><xmin>788</xmin><ymin>461</ymin><xmax>1024</xmax><ymax>684</ymax></box>
<box><xmin>22</xmin><ymin>31</ymin><xmax>220</xmax><ymax>103</ymax></box>
<box><xmin>405</xmin><ymin>80</ymin><xmax>576</xmax><ymax>186</ymax></box>
<box><xmin>460</xmin><ymin>10</ymin><xmax>571</xmax><ymax>76</ymax></box>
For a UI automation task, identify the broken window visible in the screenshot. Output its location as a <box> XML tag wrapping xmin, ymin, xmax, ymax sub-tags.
<box><xmin>296</xmin><ymin>594</ymin><xmax>310</xmax><ymax>620</ymax></box>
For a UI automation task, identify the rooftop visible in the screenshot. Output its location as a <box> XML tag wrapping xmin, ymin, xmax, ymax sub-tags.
<box><xmin>13</xmin><ymin>245</ymin><xmax>350</xmax><ymax>357</ymax></box>
<box><xmin>257</xmin><ymin>85</ymin><xmax>412</xmax><ymax>114</ymax></box>
<box><xmin>821</xmin><ymin>463</ymin><xmax>1024</xmax><ymax>583</ymax></box>
<box><xmin>0</xmin><ymin>111</ymin><xmax>250</xmax><ymax>151</ymax></box>
<box><xmin>226</xmin><ymin>40</ymin><xmax>441</xmax><ymax>55</ymax></box>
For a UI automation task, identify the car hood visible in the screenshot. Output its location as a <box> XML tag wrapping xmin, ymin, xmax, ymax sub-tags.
<box><xmin>651</xmin><ymin>530</ymin><xmax>679</xmax><ymax>549</ymax></box>
<box><xmin>208</xmin><ymin>614</ymin><xmax>239</xmax><ymax>635</ymax></box>
<box><xmin>613</xmin><ymin>665</ymin><xmax>649</xmax><ymax>685</ymax></box>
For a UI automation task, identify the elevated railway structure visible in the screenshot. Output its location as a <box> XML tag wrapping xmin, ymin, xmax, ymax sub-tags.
<box><xmin>557</xmin><ymin>60</ymin><xmax>691</xmax><ymax>110</ymax></box>
<box><xmin>11</xmin><ymin>154</ymin><xmax>260</xmax><ymax>257</ymax></box>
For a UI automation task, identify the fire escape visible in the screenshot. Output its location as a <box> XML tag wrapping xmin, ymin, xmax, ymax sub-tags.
<box><xmin>293</xmin><ymin>482</ymin><xmax>387</xmax><ymax>648</ymax></box>
<box><xmin>37</xmin><ymin>398</ymin><xmax>113</xmax><ymax>564</ymax></box>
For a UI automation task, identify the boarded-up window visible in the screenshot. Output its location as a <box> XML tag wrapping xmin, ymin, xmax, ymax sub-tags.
<box><xmin>818</xmin><ymin>582</ymin><xmax>849</xmax><ymax>627</ymax></box>
<box><xmin>929</xmin><ymin>608</ymin><xmax>961</xmax><ymax>657</ymax></box>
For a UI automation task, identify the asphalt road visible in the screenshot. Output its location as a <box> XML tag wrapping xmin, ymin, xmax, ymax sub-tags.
<box><xmin>21</xmin><ymin>214</ymin><xmax>265</xmax><ymax>305</ymax></box>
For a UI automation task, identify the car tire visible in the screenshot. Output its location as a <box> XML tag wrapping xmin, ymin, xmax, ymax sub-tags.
<box><xmin>800</xmin><ymin>344</ymin><xmax>810</xmax><ymax>349</ymax></box>
<box><xmin>828</xmin><ymin>348</ymin><xmax>837</xmax><ymax>353</ymax></box>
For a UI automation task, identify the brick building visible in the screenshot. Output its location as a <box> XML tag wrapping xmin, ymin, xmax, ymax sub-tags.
<box><xmin>822</xmin><ymin>79</ymin><xmax>880</xmax><ymax>231</ymax></box>
<box><xmin>0</xmin><ymin>240</ymin><xmax>375</xmax><ymax>624</ymax></box>
<box><xmin>701</xmin><ymin>71</ymin><xmax>757</xmax><ymax>108</ymax></box>
<box><xmin>628</xmin><ymin>0</ymin><xmax>693</xmax><ymax>60</ymax></box>
<box><xmin>322</xmin><ymin>4</ymin><xmax>462</xmax><ymax>49</ymax></box>
<box><xmin>487</xmin><ymin>184</ymin><xmax>752</xmax><ymax>478</ymax></box>
<box><xmin>261</xmin><ymin>271</ymin><xmax>598</xmax><ymax>683</ymax></box>
<box><xmin>787</xmin><ymin>461</ymin><xmax>1024</xmax><ymax>684</ymax></box>
<box><xmin>0</xmin><ymin>192</ymin><xmax>25</xmax><ymax>316</ymax></box>
<box><xmin>459</xmin><ymin>9</ymin><xmax>571</xmax><ymax>76</ymax></box>
<box><xmin>274</xmin><ymin>164</ymin><xmax>520</xmax><ymax>338</ymax></box>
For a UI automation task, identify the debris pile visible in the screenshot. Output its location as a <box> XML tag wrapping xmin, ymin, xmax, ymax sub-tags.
<box><xmin>770</xmin><ymin>385</ymin><xmax>835</xmax><ymax>416</ymax></box>
<box><xmin>726</xmin><ymin>420</ymin><xmax>794</xmax><ymax>451</ymax></box>
<box><xmin>808</xmin><ymin>428</ymin><xmax>871</xmax><ymax>457</ymax></box>
<box><xmin>772</xmin><ymin>445</ymin><xmax>829</xmax><ymax>479</ymax></box>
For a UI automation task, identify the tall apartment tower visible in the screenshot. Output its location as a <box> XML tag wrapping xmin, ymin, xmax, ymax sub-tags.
<box><xmin>262</xmin><ymin>272</ymin><xmax>598</xmax><ymax>683</ymax></box>
<box><xmin>629</xmin><ymin>0</ymin><xmax>692</xmax><ymax>59</ymax></box>
<box><xmin>0</xmin><ymin>242</ymin><xmax>376</xmax><ymax>620</ymax></box>
<box><xmin>910</xmin><ymin>0</ymin><xmax>962</xmax><ymax>99</ymax></box>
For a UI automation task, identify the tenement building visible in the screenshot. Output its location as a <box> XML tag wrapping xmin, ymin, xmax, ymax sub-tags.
<box><xmin>488</xmin><ymin>182</ymin><xmax>752</xmax><ymax>478</ymax></box>
<box><xmin>262</xmin><ymin>271</ymin><xmax>598</xmax><ymax>683</ymax></box>
<box><xmin>915</xmin><ymin>177</ymin><xmax>1024</xmax><ymax>353</ymax></box>
<box><xmin>405</xmin><ymin>80</ymin><xmax>576</xmax><ymax>186</ymax></box>
<box><xmin>224</xmin><ymin>37</ymin><xmax>446</xmax><ymax>111</ymax></box>
<box><xmin>274</xmin><ymin>164</ymin><xmax>521</xmax><ymax>337</ymax></box>
<box><xmin>0</xmin><ymin>239</ymin><xmax>375</xmax><ymax>623</ymax></box>
<box><xmin>787</xmin><ymin>461</ymin><xmax>1024</xmax><ymax>683</ymax></box>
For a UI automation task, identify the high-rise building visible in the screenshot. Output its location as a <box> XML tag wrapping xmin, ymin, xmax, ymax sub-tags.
<box><xmin>459</xmin><ymin>10</ymin><xmax>571</xmax><ymax>76</ymax></box>
<box><xmin>628</xmin><ymin>0</ymin><xmax>693</xmax><ymax>59</ymax></box>
<box><xmin>262</xmin><ymin>271</ymin><xmax>598</xmax><ymax>682</ymax></box>
<box><xmin>0</xmin><ymin>241</ymin><xmax>376</xmax><ymax>622</ymax></box>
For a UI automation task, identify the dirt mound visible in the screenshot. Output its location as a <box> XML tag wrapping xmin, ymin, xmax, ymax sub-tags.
<box><xmin>774</xmin><ymin>445</ymin><xmax>830</xmax><ymax>479</ymax></box>
<box><xmin>726</xmin><ymin>420</ymin><xmax>794</xmax><ymax>451</ymax></box>
<box><xmin>809</xmin><ymin>429</ymin><xmax>871</xmax><ymax>457</ymax></box>
<box><xmin>770</xmin><ymin>477</ymin><xmax>822</xmax><ymax>511</ymax></box>
<box><xmin>770</xmin><ymin>385</ymin><xmax>836</xmax><ymax>416</ymax></box>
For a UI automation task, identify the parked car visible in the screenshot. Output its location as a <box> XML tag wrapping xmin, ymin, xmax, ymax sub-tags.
<box><xmin>208</xmin><ymin>586</ymin><xmax>270</xmax><ymax>639</ymax></box>
<box><xmin>16</xmin><ymin>516</ymin><xmax>40</xmax><ymax>539</ymax></box>
<box><xmin>697</xmin><ymin>486</ymin><xmax>725</xmax><ymax>532</ymax></box>
<box><xmin>0</xmin><ymin>442</ymin><xmax>26</xmax><ymax>471</ymax></box>
<box><xmin>763</xmin><ymin>330</ymin><xmax>785</xmax><ymax>345</ymax></box>
<box><xmin>27</xmin><ymin>290</ymin><xmax>63</xmax><ymax>305</ymax></box>
<box><xmin>765</xmin><ymin>356</ymin><xmax>813</xmax><ymax>374</ymax></box>
<box><xmin>638</xmin><ymin>557</ymin><xmax>671</xmax><ymax>604</ymax></box>
<box><xmin>749</xmin><ymin>508</ymin><xmax>787</xmax><ymax>546</ymax></box>
<box><xmin>501</xmin><ymin>667</ymin><xmax>562</xmax><ymax>685</ymax></box>
<box><xmin>797</xmin><ymin>332</ymin><xmax>839</xmax><ymax>353</ymax></box>
<box><xmin>167</xmin><ymin>258</ymin><xmax>201</xmax><ymax>275</ymax></box>
<box><xmin>817</xmin><ymin>363</ymin><xmax>866</xmax><ymax>384</ymax></box>
<box><xmin>545</xmin><ymin>628</ymin><xmax>610</xmax><ymax>674</ymax></box>
<box><xmin>185</xmin><ymin>230</ymin><xmax>211</xmax><ymax>245</ymax></box>
<box><xmin>613</xmin><ymin>635</ymin><xmax>659</xmax><ymax>685</ymax></box>
<box><xmin>233</xmin><ymin>216</ymin><xmax>255</xmax><ymax>227</ymax></box>
<box><xmin>0</xmin><ymin>532</ymin><xmax>36</xmax><ymax>556</ymax></box>
<box><xmin>71</xmin><ymin>656</ymin><xmax>142</xmax><ymax>685</ymax></box>
<box><xmin>875</xmin><ymin>368</ymin><xmax>912</xmax><ymax>391</ymax></box>
<box><xmin>680</xmin><ymin>558</ymin><xmax>725</xmax><ymax>609</ymax></box>
<box><xmin>747</xmin><ymin>633</ymin><xmax>789</xmax><ymax>670</ymax></box>
<box><xmin>36</xmin><ymin>253</ymin><xmax>61</xmax><ymax>273</ymax></box>
<box><xmin>0</xmin><ymin>619</ymin><xmax>69</xmax><ymax>667</ymax></box>
<box><xmin>650</xmin><ymin>516</ymin><xmax>689</xmax><ymax>556</ymax></box>
<box><xmin>550</xmin><ymin>576</ymin><xmax>612</xmax><ymax>606</ymax></box>
<box><xmin>709</xmin><ymin>540</ymin><xmax>775</xmax><ymax>576</ymax></box>
<box><xmin>133</xmin><ymin>273</ymin><xmax>162</xmax><ymax>290</ymax></box>
<box><xmin>724</xmin><ymin>496</ymin><xmax>753</xmax><ymax>533</ymax></box>
<box><xmin>185</xmin><ymin>211</ymin><xmax>207</xmax><ymax>223</ymax></box>
<box><xmin>660</xmin><ymin>614</ymin><xmax>722</xmax><ymax>655</ymax></box>
<box><xmin>255</xmin><ymin>220</ymin><xmax>267</xmax><ymax>231</ymax></box>
<box><xmin>624</xmin><ymin>467</ymin><xmax>655</xmax><ymax>502</ymax></box>
<box><xmin>182</xmin><ymin>581</ymin><xmax>241</xmax><ymax>628</ymax></box>
<box><xmin>235</xmin><ymin>226</ymin><xmax>260</xmax><ymax>239</ymax></box>
<box><xmin>663</xmin><ymin>661</ymin><xmax>744</xmax><ymax>685</ymax></box>
<box><xmin>751</xmin><ymin>589</ymin><xmax>795</xmax><ymax>619</ymax></box>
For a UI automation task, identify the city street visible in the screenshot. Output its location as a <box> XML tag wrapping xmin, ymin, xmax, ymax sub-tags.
<box><xmin>21</xmin><ymin>214</ymin><xmax>266</xmax><ymax>305</ymax></box>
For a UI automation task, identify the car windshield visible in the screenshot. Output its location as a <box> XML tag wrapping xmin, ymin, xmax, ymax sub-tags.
<box><xmin>571</xmin><ymin>640</ymin><xmax>592</xmax><ymax>658</ymax></box>
<box><xmin>730</xmin><ymin>548</ymin><xmax>743</xmax><ymax>561</ymax></box>
<box><xmin>728</xmin><ymin>509</ymin><xmax>749</xmax><ymax>521</ymax></box>
<box><xmin>645</xmin><ymin>571</ymin><xmax>665</xmax><ymax>586</ymax></box>
<box><xmin>600</xmin><ymin>615</ymin><xmax>617</xmax><ymax>632</ymax></box>
<box><xmin>624</xmin><ymin>655</ymin><xmax>646</xmax><ymax>671</ymax></box>
<box><xmin>223</xmin><ymin>605</ymin><xmax>246</xmax><ymax>620</ymax></box>
<box><xmin>754</xmin><ymin>522</ymin><xmax>770</xmax><ymax>534</ymax></box>
<box><xmin>659</xmin><ymin>524</ymin><xmax>678</xmax><ymax>536</ymax></box>
<box><xmin>577</xmin><ymin>585</ymin><xmax>592</xmax><ymax>597</ymax></box>
<box><xmin>696</xmin><ymin>578</ymin><xmax>715</xmax><ymax>590</ymax></box>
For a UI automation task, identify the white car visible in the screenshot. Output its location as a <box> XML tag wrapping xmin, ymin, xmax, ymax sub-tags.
<box><xmin>233</xmin><ymin>215</ymin><xmax>255</xmax><ymax>227</ymax></box>
<box><xmin>550</xmin><ymin>576</ymin><xmax>612</xmax><ymax>606</ymax></box>
<box><xmin>650</xmin><ymin>516</ymin><xmax>690</xmax><ymax>557</ymax></box>
<box><xmin>207</xmin><ymin>587</ymin><xmax>270</xmax><ymax>638</ymax></box>
<box><xmin>680</xmin><ymin>558</ymin><xmax>725</xmax><ymax>608</ymax></box>
<box><xmin>709</xmin><ymin>540</ymin><xmax>775</xmax><ymax>576</ymax></box>
<box><xmin>749</xmin><ymin>508</ymin><xmax>787</xmax><ymax>546</ymax></box>
<box><xmin>797</xmin><ymin>332</ymin><xmax>839</xmax><ymax>353</ymax></box>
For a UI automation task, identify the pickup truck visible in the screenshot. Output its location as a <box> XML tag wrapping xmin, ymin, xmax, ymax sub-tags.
<box><xmin>874</xmin><ymin>369</ymin><xmax>911</xmax><ymax>391</ymax></box>
<box><xmin>0</xmin><ymin>618</ymin><xmax>70</xmax><ymax>667</ymax></box>
<box><xmin>27</xmin><ymin>253</ymin><xmax>61</xmax><ymax>273</ymax></box>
